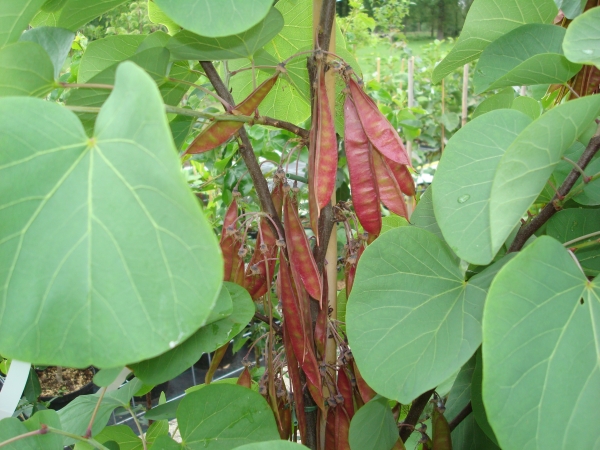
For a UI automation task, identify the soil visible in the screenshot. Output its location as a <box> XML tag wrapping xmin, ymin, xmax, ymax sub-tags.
<box><xmin>37</xmin><ymin>366</ymin><xmax>94</xmax><ymax>398</ymax></box>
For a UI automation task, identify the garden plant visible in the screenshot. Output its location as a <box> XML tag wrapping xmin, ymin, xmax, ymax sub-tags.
<box><xmin>0</xmin><ymin>0</ymin><xmax>599</xmax><ymax>449</ymax></box>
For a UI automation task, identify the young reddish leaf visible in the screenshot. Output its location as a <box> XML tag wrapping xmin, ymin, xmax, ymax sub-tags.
<box><xmin>236</xmin><ymin>367</ymin><xmax>252</xmax><ymax>388</ymax></box>
<box><xmin>186</xmin><ymin>72</ymin><xmax>280</xmax><ymax>154</ymax></box>
<box><xmin>347</xmin><ymin>77</ymin><xmax>410</xmax><ymax>165</ymax></box>
<box><xmin>432</xmin><ymin>406</ymin><xmax>452</xmax><ymax>450</ymax></box>
<box><xmin>314</xmin><ymin>68</ymin><xmax>338</xmax><ymax>210</ymax></box>
<box><xmin>382</xmin><ymin>154</ymin><xmax>415</xmax><ymax>197</ymax></box>
<box><xmin>282</xmin><ymin>323</ymin><xmax>307</xmax><ymax>441</ymax></box>
<box><xmin>343</xmin><ymin>96</ymin><xmax>382</xmax><ymax>236</ymax></box>
<box><xmin>283</xmin><ymin>193</ymin><xmax>323</xmax><ymax>302</ymax></box>
<box><xmin>371</xmin><ymin>148</ymin><xmax>408</xmax><ymax>219</ymax></box>
<box><xmin>243</xmin><ymin>218</ymin><xmax>278</xmax><ymax>299</ymax></box>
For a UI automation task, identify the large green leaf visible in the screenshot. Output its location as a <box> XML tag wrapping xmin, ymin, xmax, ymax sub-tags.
<box><xmin>572</xmin><ymin>156</ymin><xmax>600</xmax><ymax>205</ymax></box>
<box><xmin>77</xmin><ymin>35</ymin><xmax>146</xmax><ymax>84</ymax></box>
<box><xmin>471</xmin><ymin>350</ymin><xmax>498</xmax><ymax>445</ymax></box>
<box><xmin>59</xmin><ymin>379</ymin><xmax>143</xmax><ymax>446</ymax></box>
<box><xmin>346</xmin><ymin>227</ymin><xmax>499</xmax><ymax>403</ymax></box>
<box><xmin>177</xmin><ymin>384</ymin><xmax>279</xmax><ymax>449</ymax></box>
<box><xmin>546</xmin><ymin>209</ymin><xmax>600</xmax><ymax>276</ymax></box>
<box><xmin>489</xmin><ymin>95</ymin><xmax>600</xmax><ymax>254</ymax></box>
<box><xmin>511</xmin><ymin>96</ymin><xmax>541</xmax><ymax>120</ymax></box>
<box><xmin>167</xmin><ymin>8</ymin><xmax>283</xmax><ymax>61</ymax></box>
<box><xmin>348</xmin><ymin>396</ymin><xmax>398</xmax><ymax>450</ymax></box>
<box><xmin>130</xmin><ymin>282</ymin><xmax>254</xmax><ymax>385</ymax></box>
<box><xmin>154</xmin><ymin>0</ymin><xmax>273</xmax><ymax>38</ymax></box>
<box><xmin>410</xmin><ymin>186</ymin><xmax>444</xmax><ymax>241</ymax></box>
<box><xmin>472</xmin><ymin>87</ymin><xmax>515</xmax><ymax>119</ymax></box>
<box><xmin>473</xmin><ymin>24</ymin><xmax>581</xmax><ymax>94</ymax></box>
<box><xmin>232</xmin><ymin>442</ymin><xmax>304</xmax><ymax>450</ymax></box>
<box><xmin>0</xmin><ymin>41</ymin><xmax>55</xmax><ymax>97</ymax></box>
<box><xmin>556</xmin><ymin>0</ymin><xmax>588</xmax><ymax>19</ymax></box>
<box><xmin>161</xmin><ymin>61</ymin><xmax>201</xmax><ymax>107</ymax></box>
<box><xmin>0</xmin><ymin>0</ymin><xmax>45</xmax><ymax>49</ymax></box>
<box><xmin>0</xmin><ymin>410</ymin><xmax>62</xmax><ymax>450</ymax></box>
<box><xmin>483</xmin><ymin>236</ymin><xmax>600</xmax><ymax>449</ymax></box>
<box><xmin>563</xmin><ymin>6</ymin><xmax>600</xmax><ymax>69</ymax></box>
<box><xmin>432</xmin><ymin>0</ymin><xmax>557</xmax><ymax>83</ymax></box>
<box><xmin>19</xmin><ymin>26</ymin><xmax>74</xmax><ymax>79</ymax></box>
<box><xmin>228</xmin><ymin>0</ymin><xmax>312</xmax><ymax>125</ymax></box>
<box><xmin>56</xmin><ymin>0</ymin><xmax>129</xmax><ymax>31</ymax></box>
<box><xmin>0</xmin><ymin>62</ymin><xmax>222</xmax><ymax>368</ymax></box>
<box><xmin>432</xmin><ymin>109</ymin><xmax>532</xmax><ymax>265</ymax></box>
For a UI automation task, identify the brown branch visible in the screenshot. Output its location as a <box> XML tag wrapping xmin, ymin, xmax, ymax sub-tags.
<box><xmin>399</xmin><ymin>389</ymin><xmax>435</xmax><ymax>442</ymax></box>
<box><xmin>317</xmin><ymin>0</ymin><xmax>337</xmax><ymax>52</ymax></box>
<box><xmin>254</xmin><ymin>312</ymin><xmax>282</xmax><ymax>335</ymax></box>
<box><xmin>199</xmin><ymin>61</ymin><xmax>285</xmax><ymax>239</ymax></box>
<box><xmin>508</xmin><ymin>127</ymin><xmax>600</xmax><ymax>253</ymax></box>
<box><xmin>256</xmin><ymin>116</ymin><xmax>309</xmax><ymax>139</ymax></box>
<box><xmin>448</xmin><ymin>401</ymin><xmax>473</xmax><ymax>432</ymax></box>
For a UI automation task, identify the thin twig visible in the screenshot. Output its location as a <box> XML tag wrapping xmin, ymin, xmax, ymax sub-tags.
<box><xmin>127</xmin><ymin>406</ymin><xmax>147</xmax><ymax>450</ymax></box>
<box><xmin>0</xmin><ymin>429</ymin><xmax>44</xmax><ymax>448</ymax></box>
<box><xmin>47</xmin><ymin>427</ymin><xmax>109</xmax><ymax>450</ymax></box>
<box><xmin>563</xmin><ymin>230</ymin><xmax>600</xmax><ymax>248</ymax></box>
<box><xmin>60</xmin><ymin>82</ymin><xmax>114</xmax><ymax>90</ymax></box>
<box><xmin>167</xmin><ymin>77</ymin><xmax>233</xmax><ymax>110</ymax></box>
<box><xmin>399</xmin><ymin>389</ymin><xmax>435</xmax><ymax>442</ymax></box>
<box><xmin>256</xmin><ymin>116</ymin><xmax>310</xmax><ymax>139</ymax></box>
<box><xmin>508</xmin><ymin>127</ymin><xmax>600</xmax><ymax>253</ymax></box>
<box><xmin>85</xmin><ymin>386</ymin><xmax>107</xmax><ymax>438</ymax></box>
<box><xmin>254</xmin><ymin>312</ymin><xmax>282</xmax><ymax>334</ymax></box>
<box><xmin>448</xmin><ymin>401</ymin><xmax>473</xmax><ymax>432</ymax></box>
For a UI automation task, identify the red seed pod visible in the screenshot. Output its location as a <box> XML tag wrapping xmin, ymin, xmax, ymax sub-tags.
<box><xmin>345</xmin><ymin>243</ymin><xmax>364</xmax><ymax>297</ymax></box>
<box><xmin>282</xmin><ymin>322</ymin><xmax>307</xmax><ymax>441</ymax></box>
<box><xmin>314</xmin><ymin>67</ymin><xmax>338</xmax><ymax>210</ymax></box>
<box><xmin>432</xmin><ymin>404</ymin><xmax>452</xmax><ymax>450</ymax></box>
<box><xmin>337</xmin><ymin>367</ymin><xmax>355</xmax><ymax>420</ymax></box>
<box><xmin>351</xmin><ymin>360</ymin><xmax>376</xmax><ymax>404</ymax></box>
<box><xmin>271</xmin><ymin>178</ymin><xmax>284</xmax><ymax>219</ymax></box>
<box><xmin>243</xmin><ymin>218</ymin><xmax>278</xmax><ymax>299</ymax></box>
<box><xmin>236</xmin><ymin>367</ymin><xmax>252</xmax><ymax>389</ymax></box>
<box><xmin>308</xmin><ymin>117</ymin><xmax>320</xmax><ymax>238</ymax></box>
<box><xmin>283</xmin><ymin>193</ymin><xmax>323</xmax><ymax>302</ymax></box>
<box><xmin>325</xmin><ymin>408</ymin><xmax>337</xmax><ymax>450</ymax></box>
<box><xmin>381</xmin><ymin>153</ymin><xmax>416</xmax><ymax>197</ymax></box>
<box><xmin>343</xmin><ymin>96</ymin><xmax>382</xmax><ymax>236</ymax></box>
<box><xmin>220</xmin><ymin>200</ymin><xmax>242</xmax><ymax>282</ymax></box>
<box><xmin>277</xmin><ymin>398</ymin><xmax>292</xmax><ymax>440</ymax></box>
<box><xmin>186</xmin><ymin>72</ymin><xmax>280</xmax><ymax>154</ymax></box>
<box><xmin>347</xmin><ymin>77</ymin><xmax>410</xmax><ymax>166</ymax></box>
<box><xmin>371</xmin><ymin>147</ymin><xmax>409</xmax><ymax>219</ymax></box>
<box><xmin>334</xmin><ymin>403</ymin><xmax>351</xmax><ymax>450</ymax></box>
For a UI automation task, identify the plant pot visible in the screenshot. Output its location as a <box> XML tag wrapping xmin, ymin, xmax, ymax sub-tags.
<box><xmin>37</xmin><ymin>366</ymin><xmax>95</xmax><ymax>410</ymax></box>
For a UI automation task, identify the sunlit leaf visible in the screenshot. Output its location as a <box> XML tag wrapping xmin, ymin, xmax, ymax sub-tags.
<box><xmin>19</xmin><ymin>26</ymin><xmax>74</xmax><ymax>79</ymax></box>
<box><xmin>563</xmin><ymin>6</ymin><xmax>600</xmax><ymax>68</ymax></box>
<box><xmin>0</xmin><ymin>41</ymin><xmax>55</xmax><ymax>97</ymax></box>
<box><xmin>0</xmin><ymin>0</ymin><xmax>45</xmax><ymax>49</ymax></box>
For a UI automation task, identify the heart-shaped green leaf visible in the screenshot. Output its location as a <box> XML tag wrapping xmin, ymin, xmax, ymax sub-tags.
<box><xmin>473</xmin><ymin>24</ymin><xmax>581</xmax><ymax>94</ymax></box>
<box><xmin>130</xmin><ymin>282</ymin><xmax>254</xmax><ymax>385</ymax></box>
<box><xmin>348</xmin><ymin>397</ymin><xmax>398</xmax><ymax>450</ymax></box>
<box><xmin>432</xmin><ymin>109</ymin><xmax>532</xmax><ymax>265</ymax></box>
<box><xmin>177</xmin><ymin>384</ymin><xmax>279</xmax><ymax>449</ymax></box>
<box><xmin>154</xmin><ymin>0</ymin><xmax>273</xmax><ymax>38</ymax></box>
<box><xmin>482</xmin><ymin>236</ymin><xmax>600</xmax><ymax>449</ymax></box>
<box><xmin>167</xmin><ymin>8</ymin><xmax>283</xmax><ymax>61</ymax></box>
<box><xmin>0</xmin><ymin>41</ymin><xmax>55</xmax><ymax>97</ymax></box>
<box><xmin>0</xmin><ymin>410</ymin><xmax>62</xmax><ymax>450</ymax></box>
<box><xmin>0</xmin><ymin>0</ymin><xmax>45</xmax><ymax>49</ymax></box>
<box><xmin>547</xmin><ymin>209</ymin><xmax>600</xmax><ymax>276</ymax></box>
<box><xmin>472</xmin><ymin>87</ymin><xmax>515</xmax><ymax>119</ymax></box>
<box><xmin>0</xmin><ymin>62</ymin><xmax>222</xmax><ymax>368</ymax></box>
<box><xmin>55</xmin><ymin>0</ymin><xmax>129</xmax><ymax>31</ymax></box>
<box><xmin>410</xmin><ymin>186</ymin><xmax>444</xmax><ymax>240</ymax></box>
<box><xmin>346</xmin><ymin>227</ymin><xmax>501</xmax><ymax>403</ymax></box>
<box><xmin>432</xmin><ymin>0</ymin><xmax>557</xmax><ymax>83</ymax></box>
<box><xmin>19</xmin><ymin>27</ymin><xmax>74</xmax><ymax>79</ymax></box>
<box><xmin>563</xmin><ymin>6</ymin><xmax>600</xmax><ymax>69</ymax></box>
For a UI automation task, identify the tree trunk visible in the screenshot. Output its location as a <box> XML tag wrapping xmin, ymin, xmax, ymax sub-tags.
<box><xmin>436</xmin><ymin>0</ymin><xmax>445</xmax><ymax>40</ymax></box>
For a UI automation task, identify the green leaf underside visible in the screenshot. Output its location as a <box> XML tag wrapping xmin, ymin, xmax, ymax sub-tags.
<box><xmin>511</xmin><ymin>96</ymin><xmax>541</xmax><ymax>120</ymax></box>
<box><xmin>433</xmin><ymin>109</ymin><xmax>532</xmax><ymax>265</ymax></box>
<box><xmin>167</xmin><ymin>8</ymin><xmax>283</xmax><ymax>61</ymax></box>
<box><xmin>0</xmin><ymin>410</ymin><xmax>62</xmax><ymax>450</ymax></box>
<box><xmin>154</xmin><ymin>0</ymin><xmax>273</xmax><ymax>38</ymax></box>
<box><xmin>573</xmin><ymin>156</ymin><xmax>600</xmax><ymax>205</ymax></box>
<box><xmin>432</xmin><ymin>0</ymin><xmax>557</xmax><ymax>82</ymax></box>
<box><xmin>75</xmin><ymin>425</ymin><xmax>142</xmax><ymax>450</ymax></box>
<box><xmin>177</xmin><ymin>384</ymin><xmax>279</xmax><ymax>449</ymax></box>
<box><xmin>19</xmin><ymin>27</ymin><xmax>74</xmax><ymax>79</ymax></box>
<box><xmin>227</xmin><ymin>0</ymin><xmax>312</xmax><ymax>125</ymax></box>
<box><xmin>0</xmin><ymin>62</ymin><xmax>222</xmax><ymax>368</ymax></box>
<box><xmin>471</xmin><ymin>350</ymin><xmax>499</xmax><ymax>445</ymax></box>
<box><xmin>130</xmin><ymin>282</ymin><xmax>254</xmax><ymax>385</ymax></box>
<box><xmin>557</xmin><ymin>0</ymin><xmax>587</xmax><ymax>19</ymax></box>
<box><xmin>489</xmin><ymin>95</ymin><xmax>600</xmax><ymax>253</ymax></box>
<box><xmin>348</xmin><ymin>397</ymin><xmax>398</xmax><ymax>450</ymax></box>
<box><xmin>563</xmin><ymin>7</ymin><xmax>600</xmax><ymax>68</ymax></box>
<box><xmin>473</xmin><ymin>24</ymin><xmax>581</xmax><ymax>94</ymax></box>
<box><xmin>0</xmin><ymin>0</ymin><xmax>46</xmax><ymax>49</ymax></box>
<box><xmin>0</xmin><ymin>41</ymin><xmax>55</xmax><ymax>97</ymax></box>
<box><xmin>547</xmin><ymin>209</ymin><xmax>600</xmax><ymax>276</ymax></box>
<box><xmin>472</xmin><ymin>87</ymin><xmax>515</xmax><ymax>119</ymax></box>
<box><xmin>55</xmin><ymin>0</ymin><xmax>129</xmax><ymax>31</ymax></box>
<box><xmin>410</xmin><ymin>186</ymin><xmax>444</xmax><ymax>241</ymax></box>
<box><xmin>346</xmin><ymin>227</ymin><xmax>499</xmax><ymax>403</ymax></box>
<box><xmin>482</xmin><ymin>236</ymin><xmax>600</xmax><ymax>449</ymax></box>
